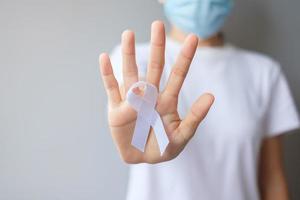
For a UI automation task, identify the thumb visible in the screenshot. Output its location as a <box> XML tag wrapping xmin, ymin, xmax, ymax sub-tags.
<box><xmin>179</xmin><ymin>93</ymin><xmax>214</xmax><ymax>143</ymax></box>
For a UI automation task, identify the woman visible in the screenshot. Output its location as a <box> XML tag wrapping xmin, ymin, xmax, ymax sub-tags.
<box><xmin>99</xmin><ymin>0</ymin><xmax>300</xmax><ymax>199</ymax></box>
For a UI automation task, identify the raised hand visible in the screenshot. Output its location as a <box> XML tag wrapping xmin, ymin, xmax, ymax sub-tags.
<box><xmin>99</xmin><ymin>21</ymin><xmax>214</xmax><ymax>164</ymax></box>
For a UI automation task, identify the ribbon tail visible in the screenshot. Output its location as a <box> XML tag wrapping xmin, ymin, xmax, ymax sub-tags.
<box><xmin>151</xmin><ymin>111</ymin><xmax>169</xmax><ymax>155</ymax></box>
<box><xmin>131</xmin><ymin>115</ymin><xmax>151</xmax><ymax>152</ymax></box>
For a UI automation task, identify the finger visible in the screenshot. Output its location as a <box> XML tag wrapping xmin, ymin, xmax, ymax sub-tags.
<box><xmin>121</xmin><ymin>30</ymin><xmax>138</xmax><ymax>92</ymax></box>
<box><xmin>99</xmin><ymin>53</ymin><xmax>122</xmax><ymax>106</ymax></box>
<box><xmin>179</xmin><ymin>93</ymin><xmax>214</xmax><ymax>142</ymax></box>
<box><xmin>146</xmin><ymin>21</ymin><xmax>166</xmax><ymax>88</ymax></box>
<box><xmin>163</xmin><ymin>34</ymin><xmax>198</xmax><ymax>98</ymax></box>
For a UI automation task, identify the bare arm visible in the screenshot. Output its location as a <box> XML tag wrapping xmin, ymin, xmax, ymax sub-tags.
<box><xmin>259</xmin><ymin>135</ymin><xmax>289</xmax><ymax>200</ymax></box>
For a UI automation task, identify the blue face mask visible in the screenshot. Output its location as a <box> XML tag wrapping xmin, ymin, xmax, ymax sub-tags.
<box><xmin>163</xmin><ymin>0</ymin><xmax>234</xmax><ymax>39</ymax></box>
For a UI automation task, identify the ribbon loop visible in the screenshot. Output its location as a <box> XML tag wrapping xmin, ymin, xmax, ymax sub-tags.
<box><xmin>126</xmin><ymin>81</ymin><xmax>169</xmax><ymax>155</ymax></box>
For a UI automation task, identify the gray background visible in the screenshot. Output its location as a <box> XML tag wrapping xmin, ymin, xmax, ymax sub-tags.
<box><xmin>0</xmin><ymin>0</ymin><xmax>299</xmax><ymax>199</ymax></box>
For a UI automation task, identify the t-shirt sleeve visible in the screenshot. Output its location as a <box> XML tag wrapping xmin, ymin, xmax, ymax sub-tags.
<box><xmin>263</xmin><ymin>63</ymin><xmax>300</xmax><ymax>138</ymax></box>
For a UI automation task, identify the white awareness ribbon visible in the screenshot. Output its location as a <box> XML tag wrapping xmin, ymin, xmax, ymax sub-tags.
<box><xmin>126</xmin><ymin>81</ymin><xmax>169</xmax><ymax>155</ymax></box>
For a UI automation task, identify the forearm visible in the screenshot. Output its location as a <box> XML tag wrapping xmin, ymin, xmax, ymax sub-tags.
<box><xmin>260</xmin><ymin>171</ymin><xmax>289</xmax><ymax>200</ymax></box>
<box><xmin>259</xmin><ymin>135</ymin><xmax>290</xmax><ymax>200</ymax></box>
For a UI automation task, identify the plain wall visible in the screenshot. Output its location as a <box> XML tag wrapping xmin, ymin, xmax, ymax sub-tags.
<box><xmin>0</xmin><ymin>0</ymin><xmax>299</xmax><ymax>199</ymax></box>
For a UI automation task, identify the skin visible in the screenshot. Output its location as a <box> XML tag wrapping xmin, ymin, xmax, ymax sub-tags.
<box><xmin>259</xmin><ymin>136</ymin><xmax>289</xmax><ymax>200</ymax></box>
<box><xmin>99</xmin><ymin>16</ymin><xmax>289</xmax><ymax>200</ymax></box>
<box><xmin>168</xmin><ymin>19</ymin><xmax>290</xmax><ymax>200</ymax></box>
<box><xmin>170</xmin><ymin>26</ymin><xmax>290</xmax><ymax>199</ymax></box>
<box><xmin>99</xmin><ymin>21</ymin><xmax>214</xmax><ymax>164</ymax></box>
<box><xmin>169</xmin><ymin>26</ymin><xmax>290</xmax><ymax>200</ymax></box>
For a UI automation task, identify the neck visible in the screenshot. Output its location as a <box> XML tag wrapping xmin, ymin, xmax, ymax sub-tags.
<box><xmin>169</xmin><ymin>26</ymin><xmax>224</xmax><ymax>48</ymax></box>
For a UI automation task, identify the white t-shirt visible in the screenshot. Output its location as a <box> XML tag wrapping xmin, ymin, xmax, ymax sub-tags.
<box><xmin>110</xmin><ymin>37</ymin><xmax>300</xmax><ymax>200</ymax></box>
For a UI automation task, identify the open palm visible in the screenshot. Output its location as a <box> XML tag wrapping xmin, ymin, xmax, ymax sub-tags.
<box><xmin>99</xmin><ymin>21</ymin><xmax>214</xmax><ymax>164</ymax></box>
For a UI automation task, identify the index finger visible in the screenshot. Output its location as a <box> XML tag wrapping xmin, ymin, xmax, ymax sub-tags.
<box><xmin>163</xmin><ymin>34</ymin><xmax>198</xmax><ymax>98</ymax></box>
